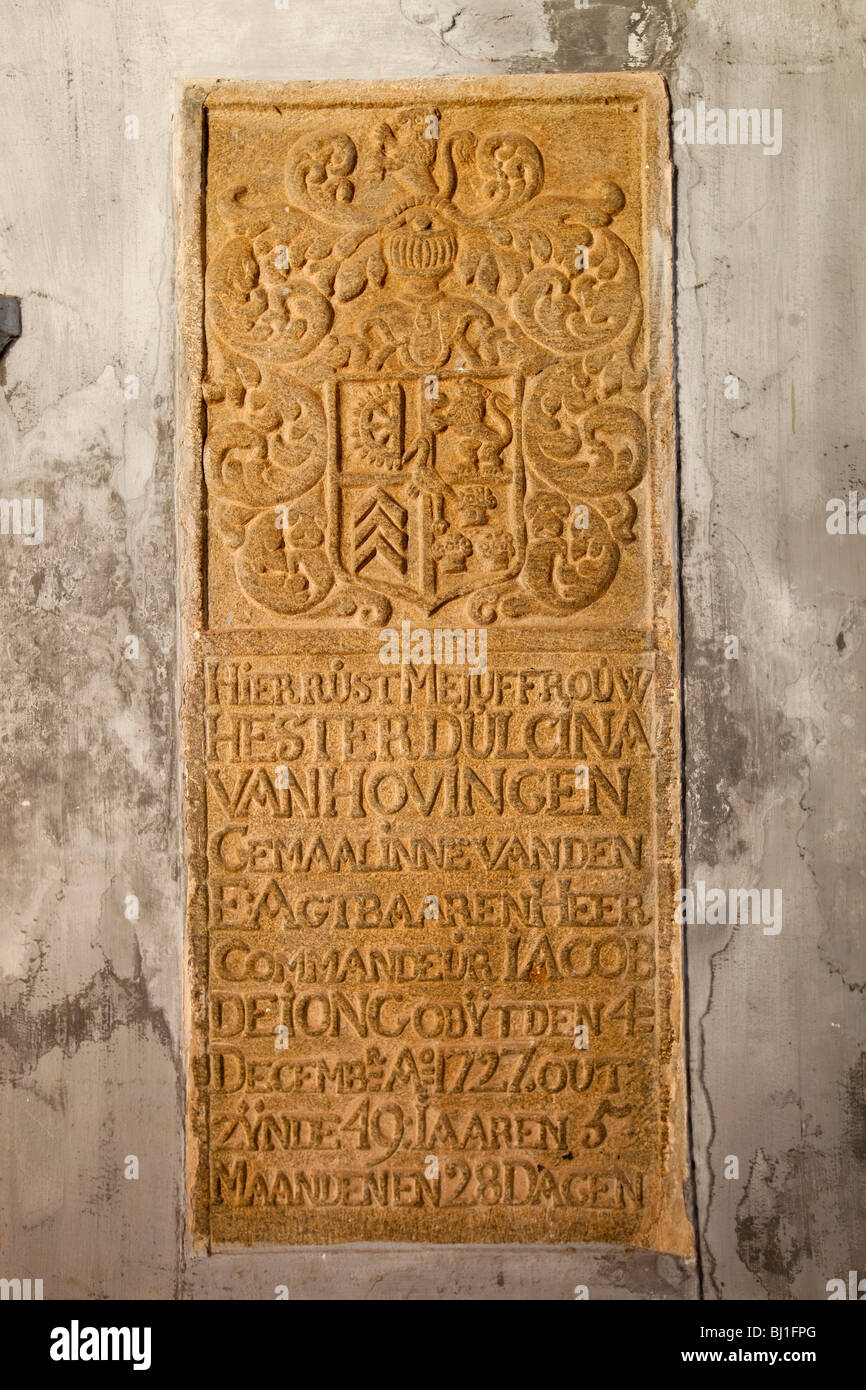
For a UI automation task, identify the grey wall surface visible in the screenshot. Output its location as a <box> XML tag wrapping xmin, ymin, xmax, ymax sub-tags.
<box><xmin>0</xmin><ymin>0</ymin><xmax>862</xmax><ymax>1300</ymax></box>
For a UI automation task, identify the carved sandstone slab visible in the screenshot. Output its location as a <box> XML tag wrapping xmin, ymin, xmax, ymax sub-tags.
<box><xmin>175</xmin><ymin>75</ymin><xmax>691</xmax><ymax>1251</ymax></box>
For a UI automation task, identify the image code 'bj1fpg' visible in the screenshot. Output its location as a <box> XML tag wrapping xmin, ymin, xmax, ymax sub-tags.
<box><xmin>175</xmin><ymin>74</ymin><xmax>691</xmax><ymax>1251</ymax></box>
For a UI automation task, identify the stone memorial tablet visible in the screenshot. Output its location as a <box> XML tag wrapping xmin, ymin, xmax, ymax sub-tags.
<box><xmin>176</xmin><ymin>74</ymin><xmax>692</xmax><ymax>1251</ymax></box>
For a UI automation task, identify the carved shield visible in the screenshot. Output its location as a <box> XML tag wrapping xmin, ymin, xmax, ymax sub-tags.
<box><xmin>327</xmin><ymin>371</ymin><xmax>525</xmax><ymax>616</ymax></box>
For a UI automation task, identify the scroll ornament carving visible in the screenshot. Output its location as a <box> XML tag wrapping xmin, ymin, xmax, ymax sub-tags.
<box><xmin>204</xmin><ymin>112</ymin><xmax>648</xmax><ymax>622</ymax></box>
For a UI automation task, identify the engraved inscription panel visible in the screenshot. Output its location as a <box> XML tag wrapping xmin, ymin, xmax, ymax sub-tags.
<box><xmin>178</xmin><ymin>76</ymin><xmax>690</xmax><ymax>1249</ymax></box>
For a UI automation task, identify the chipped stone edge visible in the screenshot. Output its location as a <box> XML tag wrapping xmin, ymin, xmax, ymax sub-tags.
<box><xmin>175</xmin><ymin>79</ymin><xmax>211</xmax><ymax>1254</ymax></box>
<box><xmin>640</xmin><ymin>74</ymin><xmax>694</xmax><ymax>1260</ymax></box>
<box><xmin>174</xmin><ymin>73</ymin><xmax>694</xmax><ymax>1257</ymax></box>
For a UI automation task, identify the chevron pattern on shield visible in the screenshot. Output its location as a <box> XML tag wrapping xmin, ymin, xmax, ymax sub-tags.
<box><xmin>352</xmin><ymin>490</ymin><xmax>409</xmax><ymax>577</ymax></box>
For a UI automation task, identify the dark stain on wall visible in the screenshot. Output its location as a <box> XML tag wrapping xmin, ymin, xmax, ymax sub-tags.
<box><xmin>734</xmin><ymin>1147</ymin><xmax>816</xmax><ymax>1298</ymax></box>
<box><xmin>0</xmin><ymin>956</ymin><xmax>175</xmax><ymax>1082</ymax></box>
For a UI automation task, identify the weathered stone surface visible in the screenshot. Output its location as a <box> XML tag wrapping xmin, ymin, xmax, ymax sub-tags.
<box><xmin>177</xmin><ymin>74</ymin><xmax>691</xmax><ymax>1250</ymax></box>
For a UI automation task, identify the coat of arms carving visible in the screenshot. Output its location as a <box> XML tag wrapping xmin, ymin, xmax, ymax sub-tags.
<box><xmin>203</xmin><ymin>106</ymin><xmax>648</xmax><ymax>625</ymax></box>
